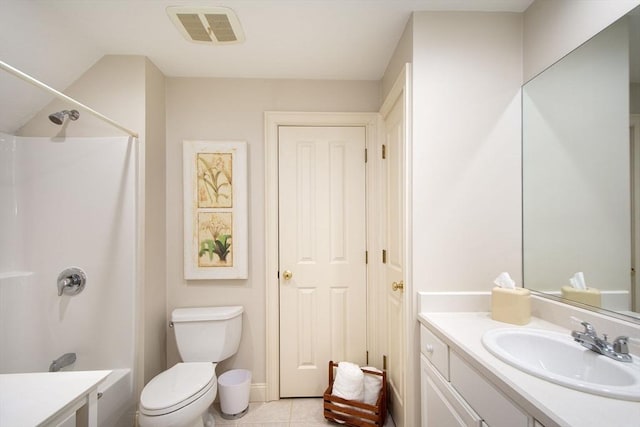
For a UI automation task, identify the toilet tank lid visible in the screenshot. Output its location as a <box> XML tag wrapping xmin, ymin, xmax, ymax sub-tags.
<box><xmin>172</xmin><ymin>306</ymin><xmax>243</xmax><ymax>322</ymax></box>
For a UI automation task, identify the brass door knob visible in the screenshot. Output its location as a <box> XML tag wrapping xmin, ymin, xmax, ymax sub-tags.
<box><xmin>392</xmin><ymin>281</ymin><xmax>404</xmax><ymax>291</ymax></box>
<box><xmin>282</xmin><ymin>270</ymin><xmax>293</xmax><ymax>280</ymax></box>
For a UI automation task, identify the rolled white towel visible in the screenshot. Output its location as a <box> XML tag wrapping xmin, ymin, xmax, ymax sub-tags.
<box><xmin>362</xmin><ymin>366</ymin><xmax>383</xmax><ymax>405</ymax></box>
<box><xmin>331</xmin><ymin>361</ymin><xmax>364</xmax><ymax>402</ymax></box>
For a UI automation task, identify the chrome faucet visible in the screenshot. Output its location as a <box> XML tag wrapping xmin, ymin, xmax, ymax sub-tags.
<box><xmin>571</xmin><ymin>321</ymin><xmax>632</xmax><ymax>363</ymax></box>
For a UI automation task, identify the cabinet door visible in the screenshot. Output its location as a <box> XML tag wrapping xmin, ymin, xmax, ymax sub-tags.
<box><xmin>421</xmin><ymin>355</ymin><xmax>482</xmax><ymax>427</ymax></box>
<box><xmin>449</xmin><ymin>352</ymin><xmax>528</xmax><ymax>427</ymax></box>
<box><xmin>421</xmin><ymin>325</ymin><xmax>450</xmax><ymax>379</ymax></box>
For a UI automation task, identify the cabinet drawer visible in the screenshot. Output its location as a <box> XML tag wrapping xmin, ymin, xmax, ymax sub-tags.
<box><xmin>420</xmin><ymin>325</ymin><xmax>449</xmax><ymax>379</ymax></box>
<box><xmin>422</xmin><ymin>354</ymin><xmax>482</xmax><ymax>427</ymax></box>
<box><xmin>450</xmin><ymin>351</ymin><xmax>528</xmax><ymax>427</ymax></box>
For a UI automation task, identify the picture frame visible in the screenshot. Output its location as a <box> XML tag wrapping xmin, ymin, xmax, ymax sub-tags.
<box><xmin>183</xmin><ymin>140</ymin><xmax>248</xmax><ymax>279</ymax></box>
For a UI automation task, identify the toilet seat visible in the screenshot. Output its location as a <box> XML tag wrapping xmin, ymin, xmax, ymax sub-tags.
<box><xmin>140</xmin><ymin>362</ymin><xmax>216</xmax><ymax>416</ymax></box>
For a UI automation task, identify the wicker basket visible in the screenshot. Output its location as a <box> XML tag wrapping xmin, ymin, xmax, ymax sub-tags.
<box><xmin>323</xmin><ymin>361</ymin><xmax>387</xmax><ymax>427</ymax></box>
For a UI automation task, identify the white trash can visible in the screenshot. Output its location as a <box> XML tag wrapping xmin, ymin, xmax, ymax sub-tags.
<box><xmin>218</xmin><ymin>369</ymin><xmax>251</xmax><ymax>419</ymax></box>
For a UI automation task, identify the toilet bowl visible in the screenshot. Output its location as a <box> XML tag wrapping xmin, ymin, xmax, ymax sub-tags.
<box><xmin>138</xmin><ymin>306</ymin><xmax>243</xmax><ymax>427</ymax></box>
<box><xmin>139</xmin><ymin>363</ymin><xmax>216</xmax><ymax>427</ymax></box>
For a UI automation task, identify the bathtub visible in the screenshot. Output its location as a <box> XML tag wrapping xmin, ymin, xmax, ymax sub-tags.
<box><xmin>97</xmin><ymin>369</ymin><xmax>135</xmax><ymax>426</ymax></box>
<box><xmin>0</xmin><ymin>369</ymin><xmax>135</xmax><ymax>426</ymax></box>
<box><xmin>57</xmin><ymin>369</ymin><xmax>135</xmax><ymax>427</ymax></box>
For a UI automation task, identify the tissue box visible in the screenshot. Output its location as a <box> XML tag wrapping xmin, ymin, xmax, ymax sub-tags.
<box><xmin>491</xmin><ymin>287</ymin><xmax>531</xmax><ymax>325</ymax></box>
<box><xmin>560</xmin><ymin>286</ymin><xmax>601</xmax><ymax>307</ymax></box>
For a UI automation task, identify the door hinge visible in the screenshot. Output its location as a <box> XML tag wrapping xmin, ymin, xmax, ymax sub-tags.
<box><xmin>366</xmin><ymin>351</ymin><xmax>369</xmax><ymax>365</ymax></box>
<box><xmin>365</xmin><ymin>251</ymin><xmax>368</xmax><ymax>264</ymax></box>
<box><xmin>382</xmin><ymin>144</ymin><xmax>387</xmax><ymax>159</ymax></box>
<box><xmin>365</xmin><ymin>148</ymin><xmax>368</xmax><ymax>163</ymax></box>
<box><xmin>382</xmin><ymin>249</ymin><xmax>387</xmax><ymax>264</ymax></box>
<box><xmin>383</xmin><ymin>354</ymin><xmax>387</xmax><ymax>370</ymax></box>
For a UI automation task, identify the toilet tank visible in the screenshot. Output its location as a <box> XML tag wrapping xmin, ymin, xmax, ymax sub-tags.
<box><xmin>171</xmin><ymin>306</ymin><xmax>243</xmax><ymax>362</ymax></box>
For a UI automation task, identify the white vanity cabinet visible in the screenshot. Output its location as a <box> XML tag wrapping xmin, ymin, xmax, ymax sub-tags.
<box><xmin>421</xmin><ymin>354</ymin><xmax>483</xmax><ymax>427</ymax></box>
<box><xmin>420</xmin><ymin>325</ymin><xmax>482</xmax><ymax>426</ymax></box>
<box><xmin>420</xmin><ymin>324</ymin><xmax>543</xmax><ymax>427</ymax></box>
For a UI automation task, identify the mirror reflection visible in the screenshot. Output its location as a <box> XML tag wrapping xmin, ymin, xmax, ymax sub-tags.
<box><xmin>522</xmin><ymin>5</ymin><xmax>640</xmax><ymax>320</ymax></box>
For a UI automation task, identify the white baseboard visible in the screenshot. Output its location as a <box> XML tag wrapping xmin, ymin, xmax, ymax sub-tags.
<box><xmin>249</xmin><ymin>383</ymin><xmax>267</xmax><ymax>402</ymax></box>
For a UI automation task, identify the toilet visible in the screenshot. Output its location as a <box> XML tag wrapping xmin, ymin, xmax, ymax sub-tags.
<box><xmin>138</xmin><ymin>306</ymin><xmax>243</xmax><ymax>427</ymax></box>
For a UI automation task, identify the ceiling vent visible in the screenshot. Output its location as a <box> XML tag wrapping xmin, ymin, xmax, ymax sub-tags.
<box><xmin>167</xmin><ymin>6</ymin><xmax>245</xmax><ymax>44</ymax></box>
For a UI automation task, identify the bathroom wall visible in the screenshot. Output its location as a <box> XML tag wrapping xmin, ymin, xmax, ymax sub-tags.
<box><xmin>398</xmin><ymin>0</ymin><xmax>640</xmax><ymax>310</ymax></box>
<box><xmin>410</xmin><ymin>11</ymin><xmax>523</xmax><ymax>294</ymax></box>
<box><xmin>164</xmin><ymin>78</ymin><xmax>381</xmax><ymax>391</ymax></box>
<box><xmin>523</xmin><ymin>0</ymin><xmax>640</xmax><ymax>82</ymax></box>
<box><xmin>18</xmin><ymin>56</ymin><xmax>145</xmax><ymax>138</ymax></box>
<box><xmin>402</xmin><ymin>12</ymin><xmax>523</xmax><ymax>425</ymax></box>
<box><xmin>16</xmin><ymin>55</ymin><xmax>167</xmax><ymax>395</ymax></box>
<box><xmin>381</xmin><ymin>15</ymin><xmax>413</xmax><ymax>100</ymax></box>
<box><xmin>142</xmin><ymin>59</ymin><xmax>167</xmax><ymax>386</ymax></box>
<box><xmin>0</xmin><ymin>0</ymin><xmax>101</xmax><ymax>134</ymax></box>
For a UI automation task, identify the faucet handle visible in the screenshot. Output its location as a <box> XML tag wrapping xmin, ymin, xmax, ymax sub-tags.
<box><xmin>613</xmin><ymin>336</ymin><xmax>629</xmax><ymax>355</ymax></box>
<box><xmin>570</xmin><ymin>316</ymin><xmax>596</xmax><ymax>334</ymax></box>
<box><xmin>57</xmin><ymin>267</ymin><xmax>87</xmax><ymax>297</ymax></box>
<box><xmin>580</xmin><ymin>321</ymin><xmax>596</xmax><ymax>336</ymax></box>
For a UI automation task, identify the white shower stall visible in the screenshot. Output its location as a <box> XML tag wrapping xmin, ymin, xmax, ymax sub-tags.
<box><xmin>0</xmin><ymin>132</ymin><xmax>140</xmax><ymax>426</ymax></box>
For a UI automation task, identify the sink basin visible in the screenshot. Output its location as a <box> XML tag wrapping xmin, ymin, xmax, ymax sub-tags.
<box><xmin>482</xmin><ymin>328</ymin><xmax>640</xmax><ymax>401</ymax></box>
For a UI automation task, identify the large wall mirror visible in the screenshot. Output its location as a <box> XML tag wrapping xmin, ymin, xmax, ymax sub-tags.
<box><xmin>523</xmin><ymin>5</ymin><xmax>640</xmax><ymax>322</ymax></box>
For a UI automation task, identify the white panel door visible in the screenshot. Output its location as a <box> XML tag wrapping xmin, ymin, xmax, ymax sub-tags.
<box><xmin>384</xmin><ymin>93</ymin><xmax>406</xmax><ymax>425</ymax></box>
<box><xmin>278</xmin><ymin>126</ymin><xmax>367</xmax><ymax>397</ymax></box>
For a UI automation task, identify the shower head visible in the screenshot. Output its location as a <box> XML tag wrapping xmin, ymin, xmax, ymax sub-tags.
<box><xmin>49</xmin><ymin>109</ymin><xmax>80</xmax><ymax>125</ymax></box>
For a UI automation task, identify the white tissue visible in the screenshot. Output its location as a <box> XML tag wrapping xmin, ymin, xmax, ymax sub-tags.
<box><xmin>362</xmin><ymin>366</ymin><xmax>383</xmax><ymax>405</ymax></box>
<box><xmin>332</xmin><ymin>362</ymin><xmax>365</xmax><ymax>402</ymax></box>
<box><xmin>569</xmin><ymin>272</ymin><xmax>587</xmax><ymax>290</ymax></box>
<box><xmin>494</xmin><ymin>272</ymin><xmax>516</xmax><ymax>289</ymax></box>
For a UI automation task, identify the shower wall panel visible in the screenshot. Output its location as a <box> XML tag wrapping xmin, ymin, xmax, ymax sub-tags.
<box><xmin>0</xmin><ymin>136</ymin><xmax>137</xmax><ymax>376</ymax></box>
<box><xmin>0</xmin><ymin>133</ymin><xmax>21</xmax><ymax>274</ymax></box>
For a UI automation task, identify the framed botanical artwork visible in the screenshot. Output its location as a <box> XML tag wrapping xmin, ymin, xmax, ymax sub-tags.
<box><xmin>183</xmin><ymin>140</ymin><xmax>248</xmax><ymax>279</ymax></box>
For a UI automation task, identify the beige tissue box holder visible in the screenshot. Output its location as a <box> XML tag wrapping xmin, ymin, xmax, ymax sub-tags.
<box><xmin>491</xmin><ymin>287</ymin><xmax>531</xmax><ymax>325</ymax></box>
<box><xmin>560</xmin><ymin>286</ymin><xmax>601</xmax><ymax>307</ymax></box>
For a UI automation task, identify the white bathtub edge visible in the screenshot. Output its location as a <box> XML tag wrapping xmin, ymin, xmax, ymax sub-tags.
<box><xmin>98</xmin><ymin>368</ymin><xmax>136</xmax><ymax>427</ymax></box>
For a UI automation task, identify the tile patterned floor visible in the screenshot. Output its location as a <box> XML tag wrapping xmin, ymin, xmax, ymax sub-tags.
<box><xmin>209</xmin><ymin>398</ymin><xmax>396</xmax><ymax>426</ymax></box>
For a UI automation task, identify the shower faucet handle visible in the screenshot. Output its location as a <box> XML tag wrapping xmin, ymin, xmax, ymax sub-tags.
<box><xmin>57</xmin><ymin>267</ymin><xmax>87</xmax><ymax>296</ymax></box>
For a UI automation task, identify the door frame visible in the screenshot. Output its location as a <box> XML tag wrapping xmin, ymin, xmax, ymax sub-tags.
<box><xmin>378</xmin><ymin>63</ymin><xmax>413</xmax><ymax>425</ymax></box>
<box><xmin>631</xmin><ymin>114</ymin><xmax>640</xmax><ymax>312</ymax></box>
<box><xmin>264</xmin><ymin>111</ymin><xmax>381</xmax><ymax>401</ymax></box>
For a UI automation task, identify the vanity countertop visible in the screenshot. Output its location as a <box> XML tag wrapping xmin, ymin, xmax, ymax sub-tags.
<box><xmin>418</xmin><ymin>312</ymin><xmax>640</xmax><ymax>427</ymax></box>
<box><xmin>0</xmin><ymin>369</ymin><xmax>111</xmax><ymax>426</ymax></box>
